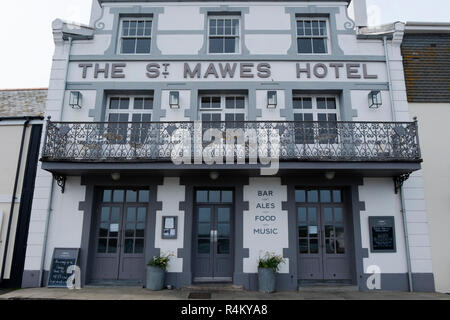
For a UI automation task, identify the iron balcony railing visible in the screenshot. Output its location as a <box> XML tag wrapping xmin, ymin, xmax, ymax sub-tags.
<box><xmin>41</xmin><ymin>120</ymin><xmax>421</xmax><ymax>162</ymax></box>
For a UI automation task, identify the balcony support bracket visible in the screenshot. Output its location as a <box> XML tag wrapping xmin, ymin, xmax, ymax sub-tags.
<box><xmin>394</xmin><ymin>173</ymin><xmax>410</xmax><ymax>194</ymax></box>
<box><xmin>53</xmin><ymin>174</ymin><xmax>66</xmax><ymax>194</ymax></box>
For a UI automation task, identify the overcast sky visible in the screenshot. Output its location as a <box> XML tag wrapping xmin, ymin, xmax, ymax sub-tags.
<box><xmin>0</xmin><ymin>0</ymin><xmax>449</xmax><ymax>89</ymax></box>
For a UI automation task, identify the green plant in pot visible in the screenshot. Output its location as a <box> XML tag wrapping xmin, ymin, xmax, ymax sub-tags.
<box><xmin>257</xmin><ymin>252</ymin><xmax>286</xmax><ymax>293</ymax></box>
<box><xmin>146</xmin><ymin>252</ymin><xmax>173</xmax><ymax>291</ymax></box>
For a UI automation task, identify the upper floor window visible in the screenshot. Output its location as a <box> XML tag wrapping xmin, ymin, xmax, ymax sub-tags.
<box><xmin>296</xmin><ymin>18</ymin><xmax>329</xmax><ymax>54</ymax></box>
<box><xmin>199</xmin><ymin>94</ymin><xmax>247</xmax><ymax>128</ymax></box>
<box><xmin>120</xmin><ymin>18</ymin><xmax>152</xmax><ymax>54</ymax></box>
<box><xmin>208</xmin><ymin>16</ymin><xmax>240</xmax><ymax>54</ymax></box>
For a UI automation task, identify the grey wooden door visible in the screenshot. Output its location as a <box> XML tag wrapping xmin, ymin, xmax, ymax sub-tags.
<box><xmin>297</xmin><ymin>189</ymin><xmax>352</xmax><ymax>281</ymax></box>
<box><xmin>193</xmin><ymin>190</ymin><xmax>234</xmax><ymax>282</ymax></box>
<box><xmin>91</xmin><ymin>189</ymin><xmax>148</xmax><ymax>283</ymax></box>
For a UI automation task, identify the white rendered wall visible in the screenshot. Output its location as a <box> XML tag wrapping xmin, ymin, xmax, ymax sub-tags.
<box><xmin>359</xmin><ymin>178</ymin><xmax>408</xmax><ymax>274</ymax></box>
<box><xmin>409</xmin><ymin>103</ymin><xmax>449</xmax><ymax>293</ymax></box>
<box><xmin>243</xmin><ymin>178</ymin><xmax>289</xmax><ymax>274</ymax></box>
<box><xmin>161</xmin><ymin>90</ymin><xmax>191</xmax><ymax>122</ymax></box>
<box><xmin>155</xmin><ymin>177</ymin><xmax>185</xmax><ymax>273</ymax></box>
<box><xmin>256</xmin><ymin>90</ymin><xmax>286</xmax><ymax>121</ymax></box>
<box><xmin>352</xmin><ymin>90</ymin><xmax>393</xmax><ymax>121</ymax></box>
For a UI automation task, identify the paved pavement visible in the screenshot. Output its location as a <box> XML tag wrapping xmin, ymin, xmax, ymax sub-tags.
<box><xmin>0</xmin><ymin>287</ymin><xmax>449</xmax><ymax>300</ymax></box>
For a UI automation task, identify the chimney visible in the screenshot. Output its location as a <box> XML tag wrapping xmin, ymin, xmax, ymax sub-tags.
<box><xmin>352</xmin><ymin>0</ymin><xmax>368</xmax><ymax>28</ymax></box>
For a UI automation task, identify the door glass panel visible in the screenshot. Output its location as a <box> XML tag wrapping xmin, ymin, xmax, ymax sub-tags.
<box><xmin>326</xmin><ymin>239</ymin><xmax>335</xmax><ymax>254</ymax></box>
<box><xmin>126</xmin><ymin>190</ymin><xmax>137</xmax><ymax>202</ymax></box>
<box><xmin>308</xmin><ymin>207</ymin><xmax>317</xmax><ymax>224</ymax></box>
<box><xmin>98</xmin><ymin>239</ymin><xmax>107</xmax><ymax>253</ymax></box>
<box><xmin>325</xmin><ymin>225</ymin><xmax>334</xmax><ymax>238</ymax></box>
<box><xmin>298</xmin><ymin>207</ymin><xmax>307</xmax><ymax>223</ymax></box>
<box><xmin>99</xmin><ymin>223</ymin><xmax>108</xmax><ymax>237</ymax></box>
<box><xmin>296</xmin><ymin>190</ymin><xmax>306</xmax><ymax>202</ymax></box>
<box><xmin>101</xmin><ymin>207</ymin><xmax>109</xmax><ymax>222</ymax></box>
<box><xmin>127</xmin><ymin>208</ymin><xmax>136</xmax><ymax>222</ymax></box>
<box><xmin>108</xmin><ymin>239</ymin><xmax>118</xmax><ymax>253</ymax></box>
<box><xmin>124</xmin><ymin>239</ymin><xmax>134</xmax><ymax>253</ymax></box>
<box><xmin>335</xmin><ymin>208</ymin><xmax>343</xmax><ymax>224</ymax></box>
<box><xmin>218</xmin><ymin>208</ymin><xmax>230</xmax><ymax>222</ymax></box>
<box><xmin>198</xmin><ymin>239</ymin><xmax>210</xmax><ymax>254</ymax></box>
<box><xmin>309</xmin><ymin>239</ymin><xmax>319</xmax><ymax>254</ymax></box>
<box><xmin>198</xmin><ymin>208</ymin><xmax>211</xmax><ymax>222</ymax></box>
<box><xmin>335</xmin><ymin>226</ymin><xmax>345</xmax><ymax>239</ymax></box>
<box><xmin>109</xmin><ymin>225</ymin><xmax>119</xmax><ymax>238</ymax></box>
<box><xmin>336</xmin><ymin>238</ymin><xmax>345</xmax><ymax>254</ymax></box>
<box><xmin>103</xmin><ymin>190</ymin><xmax>112</xmax><ymax>202</ymax></box>
<box><xmin>135</xmin><ymin>239</ymin><xmax>144</xmax><ymax>254</ymax></box>
<box><xmin>299</xmin><ymin>239</ymin><xmax>308</xmax><ymax>253</ymax></box>
<box><xmin>198</xmin><ymin>223</ymin><xmax>210</xmax><ymax>237</ymax></box>
<box><xmin>218</xmin><ymin>223</ymin><xmax>230</xmax><ymax>237</ymax></box>
<box><xmin>137</xmin><ymin>208</ymin><xmax>146</xmax><ymax>222</ymax></box>
<box><xmin>125</xmin><ymin>223</ymin><xmax>135</xmax><ymax>237</ymax></box>
<box><xmin>217</xmin><ymin>239</ymin><xmax>230</xmax><ymax>254</ymax></box>
<box><xmin>324</xmin><ymin>208</ymin><xmax>333</xmax><ymax>223</ymax></box>
<box><xmin>136</xmin><ymin>223</ymin><xmax>145</xmax><ymax>237</ymax></box>
<box><xmin>111</xmin><ymin>208</ymin><xmax>120</xmax><ymax>222</ymax></box>
<box><xmin>333</xmin><ymin>190</ymin><xmax>342</xmax><ymax>203</ymax></box>
<box><xmin>196</xmin><ymin>191</ymin><xmax>208</xmax><ymax>203</ymax></box>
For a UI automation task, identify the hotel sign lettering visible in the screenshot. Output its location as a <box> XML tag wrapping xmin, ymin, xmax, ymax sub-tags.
<box><xmin>74</xmin><ymin>61</ymin><xmax>382</xmax><ymax>81</ymax></box>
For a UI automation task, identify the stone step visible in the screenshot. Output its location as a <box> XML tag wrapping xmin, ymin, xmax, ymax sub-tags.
<box><xmin>182</xmin><ymin>284</ymin><xmax>244</xmax><ymax>292</ymax></box>
<box><xmin>298</xmin><ymin>285</ymin><xmax>358</xmax><ymax>292</ymax></box>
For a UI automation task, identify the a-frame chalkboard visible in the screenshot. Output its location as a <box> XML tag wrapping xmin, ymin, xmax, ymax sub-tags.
<box><xmin>47</xmin><ymin>248</ymin><xmax>80</xmax><ymax>288</ymax></box>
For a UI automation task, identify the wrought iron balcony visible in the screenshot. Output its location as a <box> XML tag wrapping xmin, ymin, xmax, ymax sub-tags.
<box><xmin>41</xmin><ymin>120</ymin><xmax>421</xmax><ymax>163</ymax></box>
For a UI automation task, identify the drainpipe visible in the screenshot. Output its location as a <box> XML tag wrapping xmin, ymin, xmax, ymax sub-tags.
<box><xmin>383</xmin><ymin>35</ymin><xmax>414</xmax><ymax>292</ymax></box>
<box><xmin>38</xmin><ymin>36</ymin><xmax>73</xmax><ymax>287</ymax></box>
<box><xmin>0</xmin><ymin>118</ymin><xmax>30</xmax><ymax>284</ymax></box>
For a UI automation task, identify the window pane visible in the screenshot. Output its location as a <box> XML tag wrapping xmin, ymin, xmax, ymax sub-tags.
<box><xmin>113</xmin><ymin>190</ymin><xmax>124</xmax><ymax>202</ymax></box>
<box><xmin>309</xmin><ymin>239</ymin><xmax>319</xmax><ymax>253</ymax></box>
<box><xmin>139</xmin><ymin>190</ymin><xmax>150</xmax><ymax>203</ymax></box>
<box><xmin>103</xmin><ymin>190</ymin><xmax>112</xmax><ymax>202</ymax></box>
<box><xmin>127</xmin><ymin>207</ymin><xmax>136</xmax><ymax>222</ymax></box>
<box><xmin>125</xmin><ymin>223</ymin><xmax>135</xmax><ymax>237</ymax></box>
<box><xmin>235</xmin><ymin>97</ymin><xmax>245</xmax><ymax>109</ymax></box>
<box><xmin>313</xmin><ymin>38</ymin><xmax>327</xmax><ymax>54</ymax></box>
<box><xmin>209</xmin><ymin>191</ymin><xmax>220</xmax><ymax>203</ymax></box>
<box><xmin>110</xmin><ymin>98</ymin><xmax>120</xmax><ymax>110</ymax></box>
<box><xmin>232</xmin><ymin>19</ymin><xmax>239</xmax><ymax>35</ymax></box>
<box><xmin>304</xmin><ymin>21</ymin><xmax>312</xmax><ymax>35</ymax></box>
<box><xmin>320</xmin><ymin>21</ymin><xmax>327</xmax><ymax>36</ymax></box>
<box><xmin>198</xmin><ymin>223</ymin><xmax>210</xmax><ymax>237</ymax></box>
<box><xmin>197</xmin><ymin>191</ymin><xmax>208</xmax><ymax>203</ymax></box>
<box><xmin>124</xmin><ymin>239</ymin><xmax>134</xmax><ymax>253</ymax></box>
<box><xmin>101</xmin><ymin>207</ymin><xmax>109</xmax><ymax>222</ymax></box>
<box><xmin>136</xmin><ymin>38</ymin><xmax>151</xmax><ymax>54</ymax></box>
<box><xmin>318</xmin><ymin>114</ymin><xmax>327</xmax><ymax>122</ymax></box>
<box><xmin>98</xmin><ymin>239</ymin><xmax>107</xmax><ymax>253</ymax></box>
<box><xmin>296</xmin><ymin>190</ymin><xmax>306</xmax><ymax>202</ymax></box>
<box><xmin>137</xmin><ymin>21</ymin><xmax>145</xmax><ymax>36</ymax></box>
<box><xmin>324</xmin><ymin>208</ymin><xmax>333</xmax><ymax>224</ymax></box>
<box><xmin>326</xmin><ymin>239</ymin><xmax>335</xmax><ymax>254</ymax></box>
<box><xmin>122</xmin><ymin>38</ymin><xmax>136</xmax><ymax>54</ymax></box>
<box><xmin>336</xmin><ymin>238</ymin><xmax>345</xmax><ymax>254</ymax></box>
<box><xmin>198</xmin><ymin>239</ymin><xmax>210</xmax><ymax>254</ymax></box>
<box><xmin>129</xmin><ymin>21</ymin><xmax>137</xmax><ymax>36</ymax></box>
<box><xmin>134</xmin><ymin>98</ymin><xmax>143</xmax><ymax>109</ymax></box>
<box><xmin>224</xmin><ymin>37</ymin><xmax>236</xmax><ymax>53</ymax></box>
<box><xmin>333</xmin><ymin>190</ymin><xmax>342</xmax><ymax>203</ymax></box>
<box><xmin>218</xmin><ymin>223</ymin><xmax>230</xmax><ymax>237</ymax></box>
<box><xmin>299</xmin><ymin>239</ymin><xmax>308</xmax><ymax>253</ymax></box>
<box><xmin>298</xmin><ymin>38</ymin><xmax>312</xmax><ymax>54</ymax></box>
<box><xmin>99</xmin><ymin>223</ymin><xmax>108</xmax><ymax>237</ymax></box>
<box><xmin>225</xmin><ymin>19</ymin><xmax>232</xmax><ymax>35</ymax></box>
<box><xmin>122</xmin><ymin>21</ymin><xmax>130</xmax><ymax>36</ymax></box>
<box><xmin>303</xmin><ymin>98</ymin><xmax>312</xmax><ymax>109</ymax></box>
<box><xmin>218</xmin><ymin>208</ymin><xmax>230</xmax><ymax>222</ymax></box>
<box><xmin>225</xmin><ymin>97</ymin><xmax>235</xmax><ymax>109</ymax></box>
<box><xmin>307</xmin><ymin>190</ymin><xmax>318</xmax><ymax>202</ymax></box>
<box><xmin>312</xmin><ymin>21</ymin><xmax>320</xmax><ymax>36</ymax></box>
<box><xmin>217</xmin><ymin>19</ymin><xmax>224</xmax><ymax>35</ymax></box>
<box><xmin>222</xmin><ymin>191</ymin><xmax>233</xmax><ymax>203</ymax></box>
<box><xmin>135</xmin><ymin>239</ymin><xmax>144</xmax><ymax>253</ymax></box>
<box><xmin>111</xmin><ymin>207</ymin><xmax>120</xmax><ymax>222</ymax></box>
<box><xmin>137</xmin><ymin>208</ymin><xmax>146</xmax><ymax>222</ymax></box>
<box><xmin>317</xmin><ymin>98</ymin><xmax>327</xmax><ymax>109</ymax></box>
<box><xmin>210</xmin><ymin>19</ymin><xmax>217</xmax><ymax>35</ymax></box>
<box><xmin>120</xmin><ymin>98</ymin><xmax>130</xmax><ymax>110</ymax></box>
<box><xmin>198</xmin><ymin>208</ymin><xmax>211</xmax><ymax>222</ymax></box>
<box><xmin>320</xmin><ymin>190</ymin><xmax>331</xmax><ymax>203</ymax></box>
<box><xmin>293</xmin><ymin>98</ymin><xmax>302</xmax><ymax>109</ymax></box>
<box><xmin>308</xmin><ymin>207</ymin><xmax>317</xmax><ymax>224</ymax></box>
<box><xmin>144</xmin><ymin>98</ymin><xmax>153</xmax><ymax>109</ymax></box>
<box><xmin>298</xmin><ymin>207</ymin><xmax>307</xmax><ymax>223</ymax></box>
<box><xmin>126</xmin><ymin>190</ymin><xmax>137</xmax><ymax>202</ymax></box>
<box><xmin>297</xmin><ymin>21</ymin><xmax>304</xmax><ymax>36</ymax></box>
<box><xmin>335</xmin><ymin>208</ymin><xmax>343</xmax><ymax>224</ymax></box>
<box><xmin>108</xmin><ymin>239</ymin><xmax>118</xmax><ymax>253</ymax></box>
<box><xmin>327</xmin><ymin>98</ymin><xmax>336</xmax><ymax>110</ymax></box>
<box><xmin>298</xmin><ymin>226</ymin><xmax>308</xmax><ymax>238</ymax></box>
<box><xmin>144</xmin><ymin>21</ymin><xmax>152</xmax><ymax>36</ymax></box>
<box><xmin>209</xmin><ymin>38</ymin><xmax>223</xmax><ymax>53</ymax></box>
<box><xmin>211</xmin><ymin>97</ymin><xmax>221</xmax><ymax>108</ymax></box>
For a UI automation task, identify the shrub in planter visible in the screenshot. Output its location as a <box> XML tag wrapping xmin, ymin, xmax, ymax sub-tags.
<box><xmin>257</xmin><ymin>252</ymin><xmax>286</xmax><ymax>293</ymax></box>
<box><xmin>146</xmin><ymin>253</ymin><xmax>172</xmax><ymax>291</ymax></box>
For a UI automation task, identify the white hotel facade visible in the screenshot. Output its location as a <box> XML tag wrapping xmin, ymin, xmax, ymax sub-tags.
<box><xmin>21</xmin><ymin>0</ymin><xmax>435</xmax><ymax>291</ymax></box>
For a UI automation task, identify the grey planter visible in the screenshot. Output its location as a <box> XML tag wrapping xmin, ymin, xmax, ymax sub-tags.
<box><xmin>258</xmin><ymin>268</ymin><xmax>276</xmax><ymax>293</ymax></box>
<box><xmin>146</xmin><ymin>266</ymin><xmax>165</xmax><ymax>291</ymax></box>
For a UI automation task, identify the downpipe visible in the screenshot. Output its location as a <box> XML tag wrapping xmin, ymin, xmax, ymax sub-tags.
<box><xmin>38</xmin><ymin>36</ymin><xmax>73</xmax><ymax>287</ymax></box>
<box><xmin>384</xmin><ymin>35</ymin><xmax>414</xmax><ymax>292</ymax></box>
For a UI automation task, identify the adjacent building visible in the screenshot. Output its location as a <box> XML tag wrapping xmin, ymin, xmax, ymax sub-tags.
<box><xmin>402</xmin><ymin>22</ymin><xmax>450</xmax><ymax>293</ymax></box>
<box><xmin>0</xmin><ymin>88</ymin><xmax>46</xmax><ymax>288</ymax></box>
<box><xmin>22</xmin><ymin>0</ymin><xmax>435</xmax><ymax>291</ymax></box>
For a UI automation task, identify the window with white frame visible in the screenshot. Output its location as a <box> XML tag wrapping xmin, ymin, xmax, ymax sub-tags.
<box><xmin>296</xmin><ymin>18</ymin><xmax>329</xmax><ymax>54</ymax></box>
<box><xmin>199</xmin><ymin>94</ymin><xmax>247</xmax><ymax>128</ymax></box>
<box><xmin>293</xmin><ymin>95</ymin><xmax>339</xmax><ymax>144</ymax></box>
<box><xmin>106</xmin><ymin>96</ymin><xmax>154</xmax><ymax>144</ymax></box>
<box><xmin>208</xmin><ymin>16</ymin><xmax>241</xmax><ymax>54</ymax></box>
<box><xmin>119</xmin><ymin>18</ymin><xmax>152</xmax><ymax>54</ymax></box>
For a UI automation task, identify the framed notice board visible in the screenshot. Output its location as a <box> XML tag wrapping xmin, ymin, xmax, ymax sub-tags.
<box><xmin>369</xmin><ymin>217</ymin><xmax>396</xmax><ymax>253</ymax></box>
<box><xmin>47</xmin><ymin>248</ymin><xmax>80</xmax><ymax>288</ymax></box>
<box><xmin>162</xmin><ymin>216</ymin><xmax>178</xmax><ymax>239</ymax></box>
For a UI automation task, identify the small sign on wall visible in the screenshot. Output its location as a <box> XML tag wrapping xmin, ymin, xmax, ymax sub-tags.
<box><xmin>369</xmin><ymin>216</ymin><xmax>396</xmax><ymax>253</ymax></box>
<box><xmin>162</xmin><ymin>216</ymin><xmax>178</xmax><ymax>240</ymax></box>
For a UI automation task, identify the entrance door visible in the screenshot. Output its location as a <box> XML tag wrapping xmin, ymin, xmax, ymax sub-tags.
<box><xmin>296</xmin><ymin>189</ymin><xmax>352</xmax><ymax>281</ymax></box>
<box><xmin>193</xmin><ymin>190</ymin><xmax>234</xmax><ymax>282</ymax></box>
<box><xmin>91</xmin><ymin>189</ymin><xmax>149</xmax><ymax>283</ymax></box>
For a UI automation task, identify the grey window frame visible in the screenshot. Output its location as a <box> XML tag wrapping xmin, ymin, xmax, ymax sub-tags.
<box><xmin>119</xmin><ymin>18</ymin><xmax>153</xmax><ymax>55</ymax></box>
<box><xmin>207</xmin><ymin>16</ymin><xmax>241</xmax><ymax>54</ymax></box>
<box><xmin>296</xmin><ymin>18</ymin><xmax>330</xmax><ymax>55</ymax></box>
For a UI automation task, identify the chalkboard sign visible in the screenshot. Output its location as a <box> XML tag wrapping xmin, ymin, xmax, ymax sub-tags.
<box><xmin>369</xmin><ymin>217</ymin><xmax>396</xmax><ymax>253</ymax></box>
<box><xmin>47</xmin><ymin>248</ymin><xmax>80</xmax><ymax>288</ymax></box>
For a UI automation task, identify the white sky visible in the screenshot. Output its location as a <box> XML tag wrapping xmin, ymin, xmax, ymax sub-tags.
<box><xmin>0</xmin><ymin>0</ymin><xmax>449</xmax><ymax>89</ymax></box>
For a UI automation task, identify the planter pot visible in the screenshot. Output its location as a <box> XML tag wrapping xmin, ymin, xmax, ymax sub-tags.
<box><xmin>146</xmin><ymin>266</ymin><xmax>165</xmax><ymax>291</ymax></box>
<box><xmin>258</xmin><ymin>268</ymin><xmax>276</xmax><ymax>293</ymax></box>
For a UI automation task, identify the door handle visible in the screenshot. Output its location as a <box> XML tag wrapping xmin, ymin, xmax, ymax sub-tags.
<box><xmin>211</xmin><ymin>230</ymin><xmax>218</xmax><ymax>243</ymax></box>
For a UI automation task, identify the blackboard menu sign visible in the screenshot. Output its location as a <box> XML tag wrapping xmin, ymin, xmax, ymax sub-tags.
<box><xmin>369</xmin><ymin>217</ymin><xmax>396</xmax><ymax>253</ymax></box>
<box><xmin>47</xmin><ymin>248</ymin><xmax>80</xmax><ymax>288</ymax></box>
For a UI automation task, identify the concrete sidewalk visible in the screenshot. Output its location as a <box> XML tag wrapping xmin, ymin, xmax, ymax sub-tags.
<box><xmin>0</xmin><ymin>287</ymin><xmax>449</xmax><ymax>300</ymax></box>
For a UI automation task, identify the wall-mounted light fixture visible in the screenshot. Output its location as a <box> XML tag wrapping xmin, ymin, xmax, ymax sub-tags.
<box><xmin>368</xmin><ymin>90</ymin><xmax>382</xmax><ymax>109</ymax></box>
<box><xmin>169</xmin><ymin>91</ymin><xmax>180</xmax><ymax>109</ymax></box>
<box><xmin>69</xmin><ymin>91</ymin><xmax>83</xmax><ymax>109</ymax></box>
<box><xmin>267</xmin><ymin>91</ymin><xmax>277</xmax><ymax>109</ymax></box>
